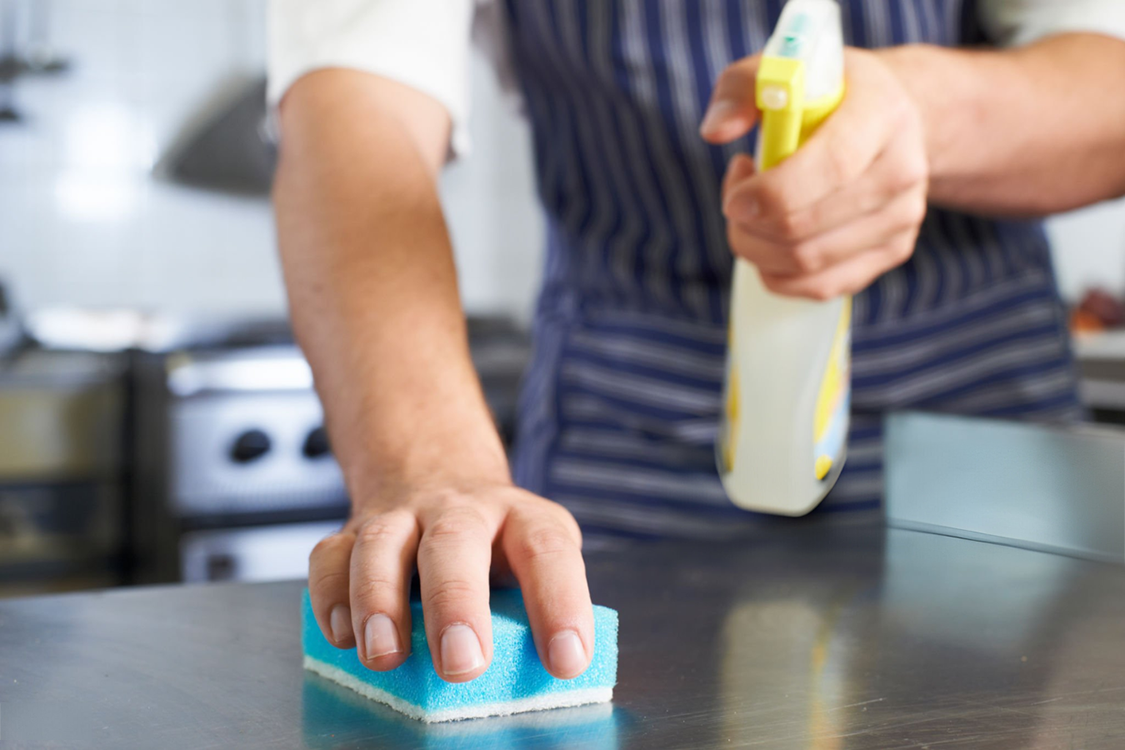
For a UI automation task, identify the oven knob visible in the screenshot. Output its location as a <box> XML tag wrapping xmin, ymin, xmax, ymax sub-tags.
<box><xmin>303</xmin><ymin>426</ymin><xmax>331</xmax><ymax>459</ymax></box>
<box><xmin>231</xmin><ymin>429</ymin><xmax>271</xmax><ymax>463</ymax></box>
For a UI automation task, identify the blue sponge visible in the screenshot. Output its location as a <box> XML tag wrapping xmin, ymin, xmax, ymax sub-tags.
<box><xmin>301</xmin><ymin>589</ymin><xmax>618</xmax><ymax>723</ymax></box>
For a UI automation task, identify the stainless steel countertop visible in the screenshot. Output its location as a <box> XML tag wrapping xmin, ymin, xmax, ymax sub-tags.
<box><xmin>3</xmin><ymin>524</ymin><xmax>1125</xmax><ymax>748</ymax></box>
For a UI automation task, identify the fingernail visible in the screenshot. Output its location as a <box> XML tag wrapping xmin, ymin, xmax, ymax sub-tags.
<box><xmin>363</xmin><ymin>614</ymin><xmax>402</xmax><ymax>659</ymax></box>
<box><xmin>548</xmin><ymin>630</ymin><xmax>588</xmax><ymax>678</ymax></box>
<box><xmin>701</xmin><ymin>99</ymin><xmax>737</xmax><ymax>135</ymax></box>
<box><xmin>329</xmin><ymin>604</ymin><xmax>353</xmax><ymax>645</ymax></box>
<box><xmin>441</xmin><ymin>624</ymin><xmax>485</xmax><ymax>676</ymax></box>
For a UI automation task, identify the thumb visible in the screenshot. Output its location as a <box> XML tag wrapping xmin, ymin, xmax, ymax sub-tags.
<box><xmin>700</xmin><ymin>54</ymin><xmax>762</xmax><ymax>144</ymax></box>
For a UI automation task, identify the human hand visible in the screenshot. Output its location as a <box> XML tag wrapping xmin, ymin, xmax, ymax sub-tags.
<box><xmin>306</xmin><ymin>483</ymin><xmax>593</xmax><ymax>682</ymax></box>
<box><xmin>700</xmin><ymin>48</ymin><xmax>929</xmax><ymax>300</ymax></box>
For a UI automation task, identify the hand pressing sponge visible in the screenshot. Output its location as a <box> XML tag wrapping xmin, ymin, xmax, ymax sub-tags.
<box><xmin>302</xmin><ymin>589</ymin><xmax>619</xmax><ymax>723</ymax></box>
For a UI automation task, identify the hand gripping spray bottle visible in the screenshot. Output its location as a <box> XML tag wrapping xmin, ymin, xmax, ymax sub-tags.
<box><xmin>718</xmin><ymin>0</ymin><xmax>850</xmax><ymax>515</ymax></box>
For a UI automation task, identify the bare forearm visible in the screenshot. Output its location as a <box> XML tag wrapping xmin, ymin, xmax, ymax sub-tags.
<box><xmin>273</xmin><ymin>70</ymin><xmax>509</xmax><ymax>504</ymax></box>
<box><xmin>880</xmin><ymin>34</ymin><xmax>1125</xmax><ymax>216</ymax></box>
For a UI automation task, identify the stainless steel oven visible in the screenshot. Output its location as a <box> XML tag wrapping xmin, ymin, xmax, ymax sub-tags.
<box><xmin>131</xmin><ymin>318</ymin><xmax>529</xmax><ymax>584</ymax></box>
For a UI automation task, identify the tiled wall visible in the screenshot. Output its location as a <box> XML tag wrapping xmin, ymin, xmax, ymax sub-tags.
<box><xmin>0</xmin><ymin>0</ymin><xmax>1120</xmax><ymax>323</ymax></box>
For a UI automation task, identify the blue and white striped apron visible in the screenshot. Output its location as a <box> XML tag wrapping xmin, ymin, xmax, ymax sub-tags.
<box><xmin>503</xmin><ymin>0</ymin><xmax>1082</xmax><ymax>538</ymax></box>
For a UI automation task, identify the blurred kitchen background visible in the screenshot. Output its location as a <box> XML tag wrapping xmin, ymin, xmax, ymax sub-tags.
<box><xmin>1</xmin><ymin>0</ymin><xmax>1123</xmax><ymax>597</ymax></box>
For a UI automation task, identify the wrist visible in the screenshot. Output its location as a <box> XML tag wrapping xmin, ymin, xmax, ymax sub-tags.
<box><xmin>875</xmin><ymin>43</ymin><xmax>1011</xmax><ymax>198</ymax></box>
<box><xmin>874</xmin><ymin>44</ymin><xmax>963</xmax><ymax>185</ymax></box>
<box><xmin>344</xmin><ymin>427</ymin><xmax>513</xmax><ymax>511</ymax></box>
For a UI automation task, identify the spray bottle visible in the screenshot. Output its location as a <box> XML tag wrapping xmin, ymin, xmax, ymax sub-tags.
<box><xmin>718</xmin><ymin>0</ymin><xmax>850</xmax><ymax>516</ymax></box>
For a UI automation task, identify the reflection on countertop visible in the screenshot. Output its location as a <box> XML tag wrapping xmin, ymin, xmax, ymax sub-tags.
<box><xmin>3</xmin><ymin>525</ymin><xmax>1125</xmax><ymax>748</ymax></box>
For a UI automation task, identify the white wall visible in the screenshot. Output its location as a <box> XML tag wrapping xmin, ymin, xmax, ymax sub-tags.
<box><xmin>1048</xmin><ymin>198</ymin><xmax>1125</xmax><ymax>301</ymax></box>
<box><xmin>0</xmin><ymin>0</ymin><xmax>1120</xmax><ymax>323</ymax></box>
<box><xmin>440</xmin><ymin>52</ymin><xmax>544</xmax><ymax>321</ymax></box>
<box><xmin>0</xmin><ymin>0</ymin><xmax>285</xmax><ymax>316</ymax></box>
<box><xmin>0</xmin><ymin>0</ymin><xmax>543</xmax><ymax>322</ymax></box>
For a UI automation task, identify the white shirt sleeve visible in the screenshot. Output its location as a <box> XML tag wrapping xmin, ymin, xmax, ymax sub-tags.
<box><xmin>267</xmin><ymin>0</ymin><xmax>475</xmax><ymax>156</ymax></box>
<box><xmin>979</xmin><ymin>0</ymin><xmax>1125</xmax><ymax>47</ymax></box>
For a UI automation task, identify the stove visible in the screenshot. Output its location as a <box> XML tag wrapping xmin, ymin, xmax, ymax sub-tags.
<box><xmin>130</xmin><ymin>318</ymin><xmax>529</xmax><ymax>584</ymax></box>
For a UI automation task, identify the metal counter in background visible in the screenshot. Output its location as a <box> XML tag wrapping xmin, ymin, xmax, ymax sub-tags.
<box><xmin>886</xmin><ymin>411</ymin><xmax>1125</xmax><ymax>562</ymax></box>
<box><xmin>4</xmin><ymin>525</ymin><xmax>1125</xmax><ymax>748</ymax></box>
<box><xmin>0</xmin><ymin>350</ymin><xmax>127</xmax><ymax>596</ymax></box>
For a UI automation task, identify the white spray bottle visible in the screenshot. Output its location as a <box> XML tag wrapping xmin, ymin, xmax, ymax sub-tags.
<box><xmin>718</xmin><ymin>0</ymin><xmax>851</xmax><ymax>516</ymax></box>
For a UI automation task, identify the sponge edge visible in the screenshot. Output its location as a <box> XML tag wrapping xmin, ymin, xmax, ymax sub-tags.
<box><xmin>303</xmin><ymin>657</ymin><xmax>613</xmax><ymax>723</ymax></box>
<box><xmin>301</xmin><ymin>589</ymin><xmax>618</xmax><ymax>723</ymax></box>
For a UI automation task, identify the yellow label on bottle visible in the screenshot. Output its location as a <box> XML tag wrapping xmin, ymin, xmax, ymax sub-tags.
<box><xmin>722</xmin><ymin>361</ymin><xmax>740</xmax><ymax>473</ymax></box>
<box><xmin>812</xmin><ymin>299</ymin><xmax>851</xmax><ymax>479</ymax></box>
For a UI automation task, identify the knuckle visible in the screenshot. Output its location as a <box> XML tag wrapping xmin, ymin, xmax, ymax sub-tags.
<box><xmin>755</xmin><ymin>179</ymin><xmax>789</xmax><ymax>217</ymax></box>
<box><xmin>895</xmin><ymin>193</ymin><xmax>927</xmax><ymax>230</ymax></box>
<box><xmin>909</xmin><ymin>193</ymin><xmax>928</xmax><ymax>223</ymax></box>
<box><xmin>789</xmin><ymin>241</ymin><xmax>823</xmax><ymax>274</ymax></box>
<box><xmin>729</xmin><ymin>232</ymin><xmax>763</xmax><ymax>265</ymax></box>
<box><xmin>354</xmin><ymin>511</ymin><xmax>415</xmax><ymax>548</ymax></box>
<box><xmin>805</xmin><ymin>283</ymin><xmax>835</xmax><ymax>302</ymax></box>
<box><xmin>309</xmin><ymin>569</ymin><xmax>349</xmax><ymax>595</ymax></box>
<box><xmin>890</xmin><ymin>155</ymin><xmax>928</xmax><ymax>193</ymax></box>
<box><xmin>760</xmin><ymin>273</ymin><xmax>785</xmax><ymax>296</ymax></box>
<box><xmin>904</xmin><ymin>151</ymin><xmax>930</xmax><ymax>186</ymax></box>
<box><xmin>863</xmin><ymin>183</ymin><xmax>889</xmax><ymax>214</ymax></box>
<box><xmin>730</xmin><ymin>152</ymin><xmax>755</xmax><ymax>179</ymax></box>
<box><xmin>354</xmin><ymin>522</ymin><xmax>398</xmax><ymax>549</ymax></box>
<box><xmin>887</xmin><ymin>168</ymin><xmax>916</xmax><ymax>194</ymax></box>
<box><xmin>424</xmin><ymin>507</ymin><xmax>487</xmax><ymax>543</ymax></box>
<box><xmin>895</xmin><ymin>237</ymin><xmax>916</xmax><ymax>261</ymax></box>
<box><xmin>775</xmin><ymin>209</ymin><xmax>812</xmax><ymax>241</ymax></box>
<box><xmin>426</xmin><ymin>491</ymin><xmax>483</xmax><ymax>518</ymax></box>
<box><xmin>425</xmin><ymin>577</ymin><xmax>481</xmax><ymax>611</ymax></box>
<box><xmin>310</xmin><ymin>532</ymin><xmax>349</xmax><ymax>561</ymax></box>
<box><xmin>516</xmin><ymin>524</ymin><xmax>579</xmax><ymax>565</ymax></box>
<box><xmin>351</xmin><ymin>575</ymin><xmax>400</xmax><ymax>602</ymax></box>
